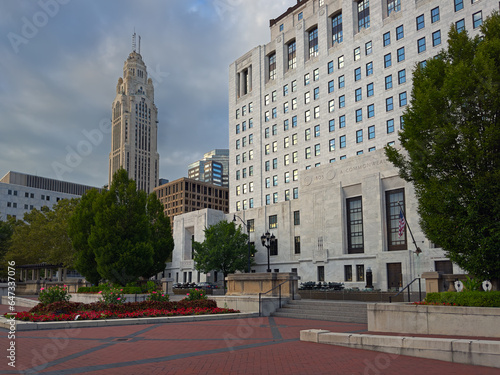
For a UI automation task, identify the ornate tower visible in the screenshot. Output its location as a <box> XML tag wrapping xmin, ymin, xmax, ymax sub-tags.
<box><xmin>109</xmin><ymin>33</ymin><xmax>159</xmax><ymax>193</ymax></box>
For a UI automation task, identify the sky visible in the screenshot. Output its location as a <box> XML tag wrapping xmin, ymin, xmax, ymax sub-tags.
<box><xmin>0</xmin><ymin>0</ymin><xmax>296</xmax><ymax>188</ymax></box>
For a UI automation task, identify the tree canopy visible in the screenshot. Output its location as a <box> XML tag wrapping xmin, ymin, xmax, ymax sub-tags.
<box><xmin>385</xmin><ymin>13</ymin><xmax>500</xmax><ymax>280</ymax></box>
<box><xmin>68</xmin><ymin>169</ymin><xmax>173</xmax><ymax>285</ymax></box>
<box><xmin>193</xmin><ymin>220</ymin><xmax>256</xmax><ymax>281</ymax></box>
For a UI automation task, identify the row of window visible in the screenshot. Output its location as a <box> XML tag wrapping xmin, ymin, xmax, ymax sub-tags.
<box><xmin>235</xmin><ymin>102</ymin><xmax>253</xmax><ymax>120</ymax></box>
<box><xmin>6</xmin><ymin>189</ymin><xmax>53</xmax><ymax>201</ymax></box>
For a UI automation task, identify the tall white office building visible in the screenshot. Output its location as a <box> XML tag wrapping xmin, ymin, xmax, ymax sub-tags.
<box><xmin>109</xmin><ymin>34</ymin><xmax>160</xmax><ymax>194</ymax></box>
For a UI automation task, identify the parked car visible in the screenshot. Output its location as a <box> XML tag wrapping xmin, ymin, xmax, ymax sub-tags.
<box><xmin>195</xmin><ymin>282</ymin><xmax>218</xmax><ymax>289</ymax></box>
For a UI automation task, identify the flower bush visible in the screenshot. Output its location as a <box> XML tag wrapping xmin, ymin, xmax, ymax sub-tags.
<box><xmin>147</xmin><ymin>291</ymin><xmax>169</xmax><ymax>302</ymax></box>
<box><xmin>38</xmin><ymin>285</ymin><xmax>71</xmax><ymax>305</ymax></box>
<box><xmin>185</xmin><ymin>288</ymin><xmax>207</xmax><ymax>301</ymax></box>
<box><xmin>99</xmin><ymin>287</ymin><xmax>126</xmax><ymax>305</ymax></box>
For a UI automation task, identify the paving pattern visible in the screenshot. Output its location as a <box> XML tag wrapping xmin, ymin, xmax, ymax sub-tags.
<box><xmin>1</xmin><ymin>312</ymin><xmax>499</xmax><ymax>375</ymax></box>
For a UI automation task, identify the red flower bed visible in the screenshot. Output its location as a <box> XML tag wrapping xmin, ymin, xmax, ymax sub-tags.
<box><xmin>9</xmin><ymin>306</ymin><xmax>239</xmax><ymax>322</ymax></box>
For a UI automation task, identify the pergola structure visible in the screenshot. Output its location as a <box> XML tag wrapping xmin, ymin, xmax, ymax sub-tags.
<box><xmin>17</xmin><ymin>263</ymin><xmax>67</xmax><ymax>282</ymax></box>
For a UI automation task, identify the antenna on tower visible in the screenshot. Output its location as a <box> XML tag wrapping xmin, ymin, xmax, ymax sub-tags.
<box><xmin>138</xmin><ymin>35</ymin><xmax>141</xmax><ymax>54</ymax></box>
<box><xmin>132</xmin><ymin>29</ymin><xmax>137</xmax><ymax>52</ymax></box>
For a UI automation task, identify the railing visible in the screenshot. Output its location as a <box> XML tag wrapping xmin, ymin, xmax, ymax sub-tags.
<box><xmin>258</xmin><ymin>279</ymin><xmax>295</xmax><ymax>317</ymax></box>
<box><xmin>389</xmin><ymin>278</ymin><xmax>422</xmax><ymax>303</ymax></box>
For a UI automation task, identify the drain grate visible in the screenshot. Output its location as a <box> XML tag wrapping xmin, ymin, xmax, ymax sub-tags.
<box><xmin>113</xmin><ymin>338</ymin><xmax>131</xmax><ymax>342</ymax></box>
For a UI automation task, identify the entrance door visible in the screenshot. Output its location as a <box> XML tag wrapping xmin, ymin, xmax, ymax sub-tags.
<box><xmin>387</xmin><ymin>263</ymin><xmax>402</xmax><ymax>290</ymax></box>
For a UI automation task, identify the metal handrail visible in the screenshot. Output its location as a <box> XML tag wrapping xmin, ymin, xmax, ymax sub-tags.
<box><xmin>389</xmin><ymin>277</ymin><xmax>422</xmax><ymax>303</ymax></box>
<box><xmin>258</xmin><ymin>279</ymin><xmax>294</xmax><ymax>317</ymax></box>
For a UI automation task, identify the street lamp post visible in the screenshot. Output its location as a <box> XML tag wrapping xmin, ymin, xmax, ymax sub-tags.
<box><xmin>260</xmin><ymin>231</ymin><xmax>276</xmax><ymax>273</ymax></box>
<box><xmin>233</xmin><ymin>214</ymin><xmax>251</xmax><ymax>273</ymax></box>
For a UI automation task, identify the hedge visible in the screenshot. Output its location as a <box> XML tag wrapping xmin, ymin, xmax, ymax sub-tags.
<box><xmin>425</xmin><ymin>291</ymin><xmax>500</xmax><ymax>307</ymax></box>
<box><xmin>77</xmin><ymin>286</ymin><xmax>143</xmax><ymax>294</ymax></box>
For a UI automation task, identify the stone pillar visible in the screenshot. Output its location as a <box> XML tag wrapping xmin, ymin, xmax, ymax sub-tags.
<box><xmin>31</xmin><ymin>269</ymin><xmax>36</xmax><ymax>281</ymax></box>
<box><xmin>58</xmin><ymin>268</ymin><xmax>63</xmax><ymax>282</ymax></box>
<box><xmin>240</xmin><ymin>72</ymin><xmax>245</xmax><ymax>97</ymax></box>
<box><xmin>236</xmin><ymin>72</ymin><xmax>240</xmax><ymax>98</ymax></box>
<box><xmin>422</xmin><ymin>272</ymin><xmax>441</xmax><ymax>293</ymax></box>
<box><xmin>248</xmin><ymin>65</ymin><xmax>252</xmax><ymax>93</ymax></box>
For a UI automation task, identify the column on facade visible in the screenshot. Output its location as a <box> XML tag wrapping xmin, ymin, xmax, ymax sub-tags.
<box><xmin>236</xmin><ymin>72</ymin><xmax>241</xmax><ymax>98</ymax></box>
<box><xmin>248</xmin><ymin>65</ymin><xmax>252</xmax><ymax>93</ymax></box>
<box><xmin>240</xmin><ymin>71</ymin><xmax>246</xmax><ymax>97</ymax></box>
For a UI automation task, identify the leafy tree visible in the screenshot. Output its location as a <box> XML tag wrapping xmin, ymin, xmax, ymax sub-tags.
<box><xmin>193</xmin><ymin>220</ymin><xmax>256</xmax><ymax>286</ymax></box>
<box><xmin>385</xmin><ymin>13</ymin><xmax>500</xmax><ymax>280</ymax></box>
<box><xmin>69</xmin><ymin>169</ymin><xmax>173</xmax><ymax>285</ymax></box>
<box><xmin>5</xmin><ymin>199</ymin><xmax>78</xmax><ymax>267</ymax></box>
<box><xmin>0</xmin><ymin>214</ymin><xmax>14</xmax><ymax>260</ymax></box>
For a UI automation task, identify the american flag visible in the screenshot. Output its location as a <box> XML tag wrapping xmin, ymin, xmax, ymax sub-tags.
<box><xmin>398</xmin><ymin>209</ymin><xmax>406</xmax><ymax>238</ymax></box>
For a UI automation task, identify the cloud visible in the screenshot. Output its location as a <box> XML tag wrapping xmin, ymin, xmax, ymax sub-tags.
<box><xmin>0</xmin><ymin>0</ymin><xmax>296</xmax><ymax>188</ymax></box>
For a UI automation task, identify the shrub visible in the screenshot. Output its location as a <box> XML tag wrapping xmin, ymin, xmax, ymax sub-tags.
<box><xmin>184</xmin><ymin>288</ymin><xmax>208</xmax><ymax>301</ymax></box>
<box><xmin>99</xmin><ymin>287</ymin><xmax>126</xmax><ymax>305</ymax></box>
<box><xmin>425</xmin><ymin>291</ymin><xmax>500</xmax><ymax>307</ymax></box>
<box><xmin>463</xmin><ymin>276</ymin><xmax>483</xmax><ymax>292</ymax></box>
<box><xmin>147</xmin><ymin>291</ymin><xmax>169</xmax><ymax>302</ymax></box>
<box><xmin>77</xmin><ymin>286</ymin><xmax>142</xmax><ymax>294</ymax></box>
<box><xmin>30</xmin><ymin>301</ymin><xmax>84</xmax><ymax>315</ymax></box>
<box><xmin>38</xmin><ymin>285</ymin><xmax>71</xmax><ymax>305</ymax></box>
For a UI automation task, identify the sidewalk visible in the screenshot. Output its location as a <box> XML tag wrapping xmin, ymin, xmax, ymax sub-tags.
<box><xmin>1</xmin><ymin>303</ymin><xmax>499</xmax><ymax>374</ymax></box>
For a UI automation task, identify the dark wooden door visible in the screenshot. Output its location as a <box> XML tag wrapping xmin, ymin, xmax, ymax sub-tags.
<box><xmin>387</xmin><ymin>263</ymin><xmax>402</xmax><ymax>290</ymax></box>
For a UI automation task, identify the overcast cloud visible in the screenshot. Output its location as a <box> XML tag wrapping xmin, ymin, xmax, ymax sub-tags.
<box><xmin>0</xmin><ymin>0</ymin><xmax>295</xmax><ymax>188</ymax></box>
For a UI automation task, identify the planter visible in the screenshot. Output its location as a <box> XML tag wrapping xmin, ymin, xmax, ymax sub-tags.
<box><xmin>70</xmin><ymin>293</ymin><xmax>150</xmax><ymax>303</ymax></box>
<box><xmin>368</xmin><ymin>303</ymin><xmax>500</xmax><ymax>338</ymax></box>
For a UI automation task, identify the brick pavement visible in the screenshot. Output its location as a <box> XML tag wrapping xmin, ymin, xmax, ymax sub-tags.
<box><xmin>1</xmin><ymin>312</ymin><xmax>499</xmax><ymax>375</ymax></box>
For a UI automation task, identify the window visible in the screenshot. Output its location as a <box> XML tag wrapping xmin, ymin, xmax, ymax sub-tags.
<box><xmin>292</xmin><ymin>133</ymin><xmax>298</xmax><ymax>145</ymax></box>
<box><xmin>293</xmin><ymin>169</ymin><xmax>298</xmax><ymax>181</ymax></box>
<box><xmin>456</xmin><ymin>19</ymin><xmax>465</xmax><ymax>33</ymax></box>
<box><xmin>386</xmin><ymin>188</ymin><xmax>407</xmax><ymax>250</ymax></box>
<box><xmin>397</xmin><ymin>47</ymin><xmax>405</xmax><ymax>62</ymax></box>
<box><xmin>399</xmin><ymin>91</ymin><xmax>407</xmax><ymax>106</ymax></box>
<box><xmin>265</xmin><ymin>144</ymin><xmax>270</xmax><ymax>155</ymax></box>
<box><xmin>417</xmin><ymin>37</ymin><xmax>426</xmax><ymax>53</ymax></box>
<box><xmin>265</xmin><ymin>127</ymin><xmax>270</xmax><ymax>138</ymax></box>
<box><xmin>315</xmin><ymin>144</ymin><xmax>320</xmax><ymax>156</ymax></box>
<box><xmin>357</xmin><ymin>0</ymin><xmax>370</xmax><ymax>31</ymax></box>
<box><xmin>314</xmin><ymin>87</ymin><xmax>319</xmax><ymax>100</ymax></box>
<box><xmin>356</xmin><ymin>265</ymin><xmax>365</xmax><ymax>282</ymax></box>
<box><xmin>288</xmin><ymin>40</ymin><xmax>297</xmax><ymax>70</ymax></box>
<box><xmin>265</xmin><ymin>161</ymin><xmax>270</xmax><ymax>171</ymax></box>
<box><xmin>265</xmin><ymin>195</ymin><xmax>270</xmax><ymax>205</ymax></box>
<box><xmin>367</xmin><ymin>82</ymin><xmax>374</xmax><ymax>97</ymax></box>
<box><xmin>416</xmin><ymin>14</ymin><xmax>425</xmax><ymax>31</ymax></box>
<box><xmin>273</xmin><ymin>158</ymin><xmax>278</xmax><ymax>169</ymax></box>
<box><xmin>284</xmin><ymin>171</ymin><xmax>290</xmax><ymax>182</ymax></box>
<box><xmin>369</xmin><ymin>146</ymin><xmax>376</xmax><ymax>152</ymax></box>
<box><xmin>383</xmin><ymin>32</ymin><xmax>391</xmax><ymax>47</ymax></box>
<box><xmin>305</xmin><ymin>147</ymin><xmax>311</xmax><ymax>159</ymax></box>
<box><xmin>347</xmin><ymin>197</ymin><xmax>364</xmax><ymax>253</ymax></box>
<box><xmin>340</xmin><ymin>135</ymin><xmax>346</xmax><ymax>148</ymax></box>
<box><xmin>328</xmin><ymin>61</ymin><xmax>334</xmax><ymax>74</ymax></box>
<box><xmin>368</xmin><ymin>125</ymin><xmax>375</xmax><ymax>139</ymax></box>
<box><xmin>292</xmin><ymin>80</ymin><xmax>297</xmax><ymax>92</ymax></box>
<box><xmin>345</xmin><ymin>265</ymin><xmax>352</xmax><ymax>282</ymax></box>
<box><xmin>454</xmin><ymin>0</ymin><xmax>464</xmax><ymax>12</ymax></box>
<box><xmin>396</xmin><ymin>25</ymin><xmax>404</xmax><ymax>40</ymax></box>
<box><xmin>265</xmin><ymin>177</ymin><xmax>270</xmax><ymax>188</ymax></box>
<box><xmin>473</xmin><ymin>11</ymin><xmax>482</xmax><ymax>29</ymax></box>
<box><xmin>294</xmin><ymin>236</ymin><xmax>301</xmax><ymax>254</ymax></box>
<box><xmin>293</xmin><ymin>210</ymin><xmax>300</xmax><ymax>225</ymax></box>
<box><xmin>236</xmin><ymin>170</ymin><xmax>240</xmax><ymax>180</ymax></box>
<box><xmin>400</xmin><ymin>115</ymin><xmax>405</xmax><ymax>130</ymax></box>
<box><xmin>386</xmin><ymin>97</ymin><xmax>394</xmax><ymax>111</ymax></box>
<box><xmin>367</xmin><ymin>104</ymin><xmax>374</xmax><ymax>118</ymax></box>
<box><xmin>313</xmin><ymin>69</ymin><xmax>319</xmax><ymax>81</ymax></box>
<box><xmin>285</xmin><ymin>189</ymin><xmax>290</xmax><ymax>201</ymax></box>
<box><xmin>384</xmin><ymin>53</ymin><xmax>392</xmax><ymax>68</ymax></box>
<box><xmin>273</xmin><ymin>175</ymin><xmax>278</xmax><ymax>186</ymax></box>
<box><xmin>272</xmin><ymin>141</ymin><xmax>278</xmax><ymax>152</ymax></box>
<box><xmin>354</xmin><ymin>47</ymin><xmax>361</xmax><ymax>61</ymax></box>
<box><xmin>314</xmin><ymin>125</ymin><xmax>320</xmax><ymax>137</ymax></box>
<box><xmin>355</xmin><ymin>67</ymin><xmax>361</xmax><ymax>81</ymax></box>
<box><xmin>292</xmin><ymin>98</ymin><xmax>297</xmax><ymax>110</ymax></box>
<box><xmin>338</xmin><ymin>55</ymin><xmax>344</xmax><ymax>69</ymax></box>
<box><xmin>338</xmin><ymin>75</ymin><xmax>345</xmax><ymax>88</ymax></box>
<box><xmin>329</xmin><ymin>100</ymin><xmax>335</xmax><ymax>113</ymax></box>
<box><xmin>387</xmin><ymin>118</ymin><xmax>395</xmax><ymax>133</ymax></box>
<box><xmin>293</xmin><ymin>187</ymin><xmax>299</xmax><ymax>199</ymax></box>
<box><xmin>431</xmin><ymin>7</ymin><xmax>440</xmax><ymax>23</ymax></box>
<box><xmin>309</xmin><ymin>27</ymin><xmax>319</xmax><ymax>58</ymax></box>
<box><xmin>385</xmin><ymin>75</ymin><xmax>392</xmax><ymax>90</ymax></box>
<box><xmin>236</xmin><ymin>124</ymin><xmax>240</xmax><ymax>134</ymax></box>
<box><xmin>356</xmin><ymin>129</ymin><xmax>363</xmax><ymax>143</ymax></box>
<box><xmin>236</xmin><ymin>154</ymin><xmax>241</xmax><ymax>164</ymax></box>
<box><xmin>269</xmin><ymin>215</ymin><xmax>278</xmax><ymax>229</ymax></box>
<box><xmin>283</xmin><ymin>119</ymin><xmax>289</xmax><ymax>131</ymax></box>
<box><xmin>272</xmin><ymin>107</ymin><xmax>277</xmax><ymax>118</ymax></box>
<box><xmin>355</xmin><ymin>88</ymin><xmax>362</xmax><ymax>102</ymax></box>
<box><xmin>366</xmin><ymin>61</ymin><xmax>373</xmax><ymax>76</ymax></box>
<box><xmin>304</xmin><ymin>91</ymin><xmax>310</xmax><ymax>104</ymax></box>
<box><xmin>265</xmin><ymin>111</ymin><xmax>270</xmax><ymax>122</ymax></box>
<box><xmin>398</xmin><ymin>69</ymin><xmax>406</xmax><ymax>84</ymax></box>
<box><xmin>284</xmin><ymin>136</ymin><xmax>290</xmax><ymax>148</ymax></box>
<box><xmin>283</xmin><ymin>84</ymin><xmax>289</xmax><ymax>96</ymax></box>
<box><xmin>339</xmin><ymin>115</ymin><xmax>346</xmax><ymax>128</ymax></box>
<box><xmin>284</xmin><ymin>154</ymin><xmax>290</xmax><ymax>165</ymax></box>
<box><xmin>432</xmin><ymin>30</ymin><xmax>441</xmax><ymax>46</ymax></box>
<box><xmin>387</xmin><ymin>0</ymin><xmax>401</xmax><ymax>16</ymax></box>
<box><xmin>304</xmin><ymin>73</ymin><xmax>310</xmax><ymax>86</ymax></box>
<box><xmin>355</xmin><ymin>108</ymin><xmax>363</xmax><ymax>122</ymax></box>
<box><xmin>305</xmin><ymin>110</ymin><xmax>311</xmax><ymax>122</ymax></box>
<box><xmin>268</xmin><ymin>53</ymin><xmax>276</xmax><ymax>80</ymax></box>
<box><xmin>298</xmin><ymin>11</ymin><xmax>303</xmax><ymax>20</ymax></box>
<box><xmin>328</xmin><ymin>80</ymin><xmax>335</xmax><ymax>93</ymax></box>
<box><xmin>339</xmin><ymin>95</ymin><xmax>345</xmax><ymax>108</ymax></box>
<box><xmin>329</xmin><ymin>119</ymin><xmax>335</xmax><ymax>132</ymax></box>
<box><xmin>332</xmin><ymin>12</ymin><xmax>343</xmax><ymax>45</ymax></box>
<box><xmin>365</xmin><ymin>41</ymin><xmax>372</xmax><ymax>55</ymax></box>
<box><xmin>329</xmin><ymin>138</ymin><xmax>335</xmax><ymax>151</ymax></box>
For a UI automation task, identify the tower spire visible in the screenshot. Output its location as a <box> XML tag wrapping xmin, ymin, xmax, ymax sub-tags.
<box><xmin>132</xmin><ymin>30</ymin><xmax>136</xmax><ymax>52</ymax></box>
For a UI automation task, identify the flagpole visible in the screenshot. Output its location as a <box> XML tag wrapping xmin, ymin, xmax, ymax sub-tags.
<box><xmin>398</xmin><ymin>202</ymin><xmax>420</xmax><ymax>254</ymax></box>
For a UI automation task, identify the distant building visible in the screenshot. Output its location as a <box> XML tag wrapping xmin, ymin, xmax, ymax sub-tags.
<box><xmin>0</xmin><ymin>171</ymin><xmax>101</xmax><ymax>221</ymax></box>
<box><xmin>187</xmin><ymin>149</ymin><xmax>229</xmax><ymax>187</ymax></box>
<box><xmin>154</xmin><ymin>177</ymin><xmax>229</xmax><ymax>227</ymax></box>
<box><xmin>109</xmin><ymin>34</ymin><xmax>160</xmax><ymax>194</ymax></box>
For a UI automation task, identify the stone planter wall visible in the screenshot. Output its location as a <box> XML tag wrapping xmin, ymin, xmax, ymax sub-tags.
<box><xmin>70</xmin><ymin>293</ymin><xmax>150</xmax><ymax>304</ymax></box>
<box><xmin>297</xmin><ymin>290</ymin><xmax>424</xmax><ymax>302</ymax></box>
<box><xmin>368</xmin><ymin>303</ymin><xmax>500</xmax><ymax>338</ymax></box>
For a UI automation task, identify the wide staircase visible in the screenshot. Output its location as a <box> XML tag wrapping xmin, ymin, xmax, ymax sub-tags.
<box><xmin>272</xmin><ymin>299</ymin><xmax>368</xmax><ymax>324</ymax></box>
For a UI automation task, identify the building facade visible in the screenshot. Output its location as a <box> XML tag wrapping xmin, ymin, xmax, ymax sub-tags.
<box><xmin>165</xmin><ymin>0</ymin><xmax>496</xmax><ymax>290</ymax></box>
<box><xmin>0</xmin><ymin>171</ymin><xmax>101</xmax><ymax>221</ymax></box>
<box><xmin>187</xmin><ymin>149</ymin><xmax>229</xmax><ymax>187</ymax></box>
<box><xmin>154</xmin><ymin>177</ymin><xmax>229</xmax><ymax>228</ymax></box>
<box><xmin>109</xmin><ymin>35</ymin><xmax>160</xmax><ymax>194</ymax></box>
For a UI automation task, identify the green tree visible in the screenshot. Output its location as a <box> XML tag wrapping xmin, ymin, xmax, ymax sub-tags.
<box><xmin>5</xmin><ymin>199</ymin><xmax>78</xmax><ymax>267</ymax></box>
<box><xmin>385</xmin><ymin>13</ymin><xmax>500</xmax><ymax>280</ymax></box>
<box><xmin>0</xmin><ymin>214</ymin><xmax>14</xmax><ymax>260</ymax></box>
<box><xmin>69</xmin><ymin>169</ymin><xmax>173</xmax><ymax>285</ymax></box>
<box><xmin>193</xmin><ymin>220</ymin><xmax>256</xmax><ymax>286</ymax></box>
